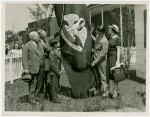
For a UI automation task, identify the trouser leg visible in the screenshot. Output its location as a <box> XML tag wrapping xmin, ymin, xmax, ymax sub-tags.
<box><xmin>50</xmin><ymin>75</ymin><xmax>59</xmax><ymax>100</ymax></box>
<box><xmin>98</xmin><ymin>60</ymin><xmax>109</xmax><ymax>94</ymax></box>
<box><xmin>44</xmin><ymin>71</ymin><xmax>48</xmax><ymax>86</ymax></box>
<box><xmin>46</xmin><ymin>74</ymin><xmax>52</xmax><ymax>99</ymax></box>
<box><xmin>35</xmin><ymin>65</ymin><xmax>44</xmax><ymax>98</ymax></box>
<box><xmin>28</xmin><ymin>74</ymin><xmax>36</xmax><ymax>100</ymax></box>
<box><xmin>44</xmin><ymin>70</ymin><xmax>49</xmax><ymax>98</ymax></box>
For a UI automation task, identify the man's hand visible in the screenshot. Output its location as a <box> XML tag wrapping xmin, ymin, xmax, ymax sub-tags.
<box><xmin>50</xmin><ymin>35</ymin><xmax>54</xmax><ymax>40</ymax></box>
<box><xmin>91</xmin><ymin>62</ymin><xmax>95</xmax><ymax>67</ymax></box>
<box><xmin>92</xmin><ymin>49</ymin><xmax>95</xmax><ymax>53</ymax></box>
<box><xmin>58</xmin><ymin>71</ymin><xmax>62</xmax><ymax>76</ymax></box>
<box><xmin>24</xmin><ymin>70</ymin><xmax>29</xmax><ymax>74</ymax></box>
<box><xmin>116</xmin><ymin>61</ymin><xmax>120</xmax><ymax>68</ymax></box>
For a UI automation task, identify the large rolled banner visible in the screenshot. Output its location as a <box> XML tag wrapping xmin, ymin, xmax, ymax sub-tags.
<box><xmin>54</xmin><ymin>4</ymin><xmax>95</xmax><ymax>96</ymax></box>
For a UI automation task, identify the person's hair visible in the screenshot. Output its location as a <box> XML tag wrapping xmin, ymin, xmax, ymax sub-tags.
<box><xmin>37</xmin><ymin>29</ymin><xmax>43</xmax><ymax>35</ymax></box>
<box><xmin>90</xmin><ymin>23</ymin><xmax>95</xmax><ymax>32</ymax></box>
<box><xmin>29</xmin><ymin>31</ymin><xmax>38</xmax><ymax>40</ymax></box>
<box><xmin>112</xmin><ymin>28</ymin><xmax>118</xmax><ymax>34</ymax></box>
<box><xmin>20</xmin><ymin>43</ymin><xmax>24</xmax><ymax>49</ymax></box>
<box><xmin>50</xmin><ymin>39</ymin><xmax>59</xmax><ymax>47</ymax></box>
<box><xmin>96</xmin><ymin>25</ymin><xmax>105</xmax><ymax>33</ymax></box>
<box><xmin>13</xmin><ymin>43</ymin><xmax>20</xmax><ymax>49</ymax></box>
<box><xmin>37</xmin><ymin>29</ymin><xmax>46</xmax><ymax>36</ymax></box>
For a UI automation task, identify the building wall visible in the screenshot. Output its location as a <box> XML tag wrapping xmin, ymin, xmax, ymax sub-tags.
<box><xmin>135</xmin><ymin>4</ymin><xmax>147</xmax><ymax>79</ymax></box>
<box><xmin>50</xmin><ymin>17</ymin><xmax>60</xmax><ymax>40</ymax></box>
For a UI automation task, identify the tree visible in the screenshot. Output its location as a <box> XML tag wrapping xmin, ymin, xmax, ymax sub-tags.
<box><xmin>108</xmin><ymin>5</ymin><xmax>135</xmax><ymax>78</ymax></box>
<box><xmin>5</xmin><ymin>30</ymin><xmax>19</xmax><ymax>44</ymax></box>
<box><xmin>28</xmin><ymin>4</ymin><xmax>54</xmax><ymax>36</ymax></box>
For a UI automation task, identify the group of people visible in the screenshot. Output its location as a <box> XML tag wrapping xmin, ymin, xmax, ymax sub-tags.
<box><xmin>22</xmin><ymin>23</ymin><xmax>122</xmax><ymax>105</ymax></box>
<box><xmin>90</xmin><ymin>24</ymin><xmax>121</xmax><ymax>99</ymax></box>
<box><xmin>22</xmin><ymin>30</ymin><xmax>61</xmax><ymax>105</ymax></box>
<box><xmin>5</xmin><ymin>43</ymin><xmax>24</xmax><ymax>55</ymax></box>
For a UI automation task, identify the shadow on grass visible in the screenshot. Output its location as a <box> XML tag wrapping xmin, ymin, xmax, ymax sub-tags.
<box><xmin>128</xmin><ymin>70</ymin><xmax>146</xmax><ymax>84</ymax></box>
<box><xmin>58</xmin><ymin>86</ymin><xmax>98</xmax><ymax>100</ymax></box>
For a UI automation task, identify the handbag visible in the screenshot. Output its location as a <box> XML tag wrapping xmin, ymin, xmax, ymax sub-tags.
<box><xmin>112</xmin><ymin>66</ymin><xmax>126</xmax><ymax>83</ymax></box>
<box><xmin>21</xmin><ymin>72</ymin><xmax>32</xmax><ymax>83</ymax></box>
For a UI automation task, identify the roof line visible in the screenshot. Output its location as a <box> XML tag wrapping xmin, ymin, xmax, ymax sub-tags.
<box><xmin>87</xmin><ymin>4</ymin><xmax>110</xmax><ymax>10</ymax></box>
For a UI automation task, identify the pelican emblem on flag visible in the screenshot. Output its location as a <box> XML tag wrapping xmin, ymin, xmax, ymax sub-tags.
<box><xmin>61</xmin><ymin>14</ymin><xmax>87</xmax><ymax>51</ymax></box>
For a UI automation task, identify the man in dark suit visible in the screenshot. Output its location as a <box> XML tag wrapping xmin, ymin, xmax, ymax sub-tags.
<box><xmin>22</xmin><ymin>31</ymin><xmax>45</xmax><ymax>104</ymax></box>
<box><xmin>37</xmin><ymin>30</ymin><xmax>52</xmax><ymax>99</ymax></box>
<box><xmin>91</xmin><ymin>25</ymin><xmax>109</xmax><ymax>98</ymax></box>
<box><xmin>49</xmin><ymin>39</ymin><xmax>61</xmax><ymax>103</ymax></box>
<box><xmin>37</xmin><ymin>30</ymin><xmax>60</xmax><ymax>99</ymax></box>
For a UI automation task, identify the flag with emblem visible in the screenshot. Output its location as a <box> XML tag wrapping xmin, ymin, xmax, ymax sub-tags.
<box><xmin>54</xmin><ymin>4</ymin><xmax>95</xmax><ymax>96</ymax></box>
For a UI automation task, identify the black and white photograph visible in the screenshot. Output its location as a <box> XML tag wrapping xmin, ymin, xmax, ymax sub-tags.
<box><xmin>2</xmin><ymin>1</ymin><xmax>149</xmax><ymax>115</ymax></box>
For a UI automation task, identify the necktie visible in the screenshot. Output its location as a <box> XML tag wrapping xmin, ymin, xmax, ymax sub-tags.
<box><xmin>37</xmin><ymin>42</ymin><xmax>41</xmax><ymax>50</ymax></box>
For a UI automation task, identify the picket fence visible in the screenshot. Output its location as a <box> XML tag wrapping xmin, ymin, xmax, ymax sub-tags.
<box><xmin>5</xmin><ymin>50</ymin><xmax>23</xmax><ymax>83</ymax></box>
<box><xmin>5</xmin><ymin>47</ymin><xmax>136</xmax><ymax>83</ymax></box>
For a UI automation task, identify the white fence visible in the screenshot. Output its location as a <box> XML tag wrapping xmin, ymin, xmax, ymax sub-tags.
<box><xmin>5</xmin><ymin>51</ymin><xmax>23</xmax><ymax>83</ymax></box>
<box><xmin>5</xmin><ymin>47</ymin><xmax>136</xmax><ymax>83</ymax></box>
<box><xmin>121</xmin><ymin>47</ymin><xmax>136</xmax><ymax>65</ymax></box>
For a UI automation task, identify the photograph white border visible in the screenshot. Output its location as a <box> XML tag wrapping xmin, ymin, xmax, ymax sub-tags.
<box><xmin>1</xmin><ymin>0</ymin><xmax>149</xmax><ymax>116</ymax></box>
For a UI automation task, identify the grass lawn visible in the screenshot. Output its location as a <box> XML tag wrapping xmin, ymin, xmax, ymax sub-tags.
<box><xmin>5</xmin><ymin>71</ymin><xmax>146</xmax><ymax>112</ymax></box>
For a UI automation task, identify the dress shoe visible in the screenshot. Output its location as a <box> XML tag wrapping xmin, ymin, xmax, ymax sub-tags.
<box><xmin>102</xmin><ymin>91</ymin><xmax>110</xmax><ymax>99</ymax></box>
<box><xmin>109</xmin><ymin>92</ymin><xmax>120</xmax><ymax>99</ymax></box>
<box><xmin>28</xmin><ymin>99</ymin><xmax>36</xmax><ymax>106</ymax></box>
<box><xmin>109</xmin><ymin>93</ymin><xmax>113</xmax><ymax>99</ymax></box>
<box><xmin>51</xmin><ymin>99</ymin><xmax>61</xmax><ymax>104</ymax></box>
<box><xmin>88</xmin><ymin>87</ymin><xmax>96</xmax><ymax>92</ymax></box>
<box><xmin>35</xmin><ymin>97</ymin><xmax>40</xmax><ymax>101</ymax></box>
<box><xmin>44</xmin><ymin>92</ymin><xmax>48</xmax><ymax>100</ymax></box>
<box><xmin>113</xmin><ymin>93</ymin><xmax>120</xmax><ymax>98</ymax></box>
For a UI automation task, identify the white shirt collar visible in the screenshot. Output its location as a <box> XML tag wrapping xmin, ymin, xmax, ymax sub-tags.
<box><xmin>40</xmin><ymin>39</ymin><xmax>45</xmax><ymax>45</ymax></box>
<box><xmin>31</xmin><ymin>40</ymin><xmax>37</xmax><ymax>47</ymax></box>
<box><xmin>57</xmin><ymin>48</ymin><xmax>61</xmax><ymax>51</ymax></box>
<box><xmin>111</xmin><ymin>35</ymin><xmax>118</xmax><ymax>39</ymax></box>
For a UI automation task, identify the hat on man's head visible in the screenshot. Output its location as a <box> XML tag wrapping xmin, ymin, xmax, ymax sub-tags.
<box><xmin>37</xmin><ymin>29</ymin><xmax>47</xmax><ymax>36</ymax></box>
<box><xmin>96</xmin><ymin>25</ymin><xmax>105</xmax><ymax>33</ymax></box>
<box><xmin>108</xmin><ymin>24</ymin><xmax>119</xmax><ymax>33</ymax></box>
<box><xmin>50</xmin><ymin>39</ymin><xmax>59</xmax><ymax>47</ymax></box>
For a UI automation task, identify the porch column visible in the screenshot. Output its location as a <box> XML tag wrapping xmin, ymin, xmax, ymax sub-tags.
<box><xmin>120</xmin><ymin>4</ymin><xmax>123</xmax><ymax>47</ymax></box>
<box><xmin>101</xmin><ymin>8</ymin><xmax>103</xmax><ymax>25</ymax></box>
<box><xmin>89</xmin><ymin>11</ymin><xmax>91</xmax><ymax>24</ymax></box>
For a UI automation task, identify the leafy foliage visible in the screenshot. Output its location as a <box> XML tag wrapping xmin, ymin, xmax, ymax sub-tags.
<box><xmin>5</xmin><ymin>30</ymin><xmax>19</xmax><ymax>44</ymax></box>
<box><xmin>108</xmin><ymin>5</ymin><xmax>135</xmax><ymax>47</ymax></box>
<box><xmin>28</xmin><ymin>4</ymin><xmax>54</xmax><ymax>36</ymax></box>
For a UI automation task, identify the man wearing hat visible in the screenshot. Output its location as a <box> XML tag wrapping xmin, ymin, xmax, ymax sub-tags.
<box><xmin>22</xmin><ymin>31</ymin><xmax>45</xmax><ymax>104</ymax></box>
<box><xmin>91</xmin><ymin>25</ymin><xmax>109</xmax><ymax>98</ymax></box>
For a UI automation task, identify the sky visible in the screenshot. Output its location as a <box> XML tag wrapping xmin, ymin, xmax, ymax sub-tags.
<box><xmin>5</xmin><ymin>3</ymin><xmax>36</xmax><ymax>33</ymax></box>
<box><xmin>5</xmin><ymin>3</ymin><xmax>90</xmax><ymax>33</ymax></box>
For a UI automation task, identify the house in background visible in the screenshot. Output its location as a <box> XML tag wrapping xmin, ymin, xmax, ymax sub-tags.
<box><xmin>24</xmin><ymin>4</ymin><xmax>147</xmax><ymax>79</ymax></box>
<box><xmin>134</xmin><ymin>5</ymin><xmax>147</xmax><ymax>79</ymax></box>
<box><xmin>87</xmin><ymin>4</ymin><xmax>147</xmax><ymax>79</ymax></box>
